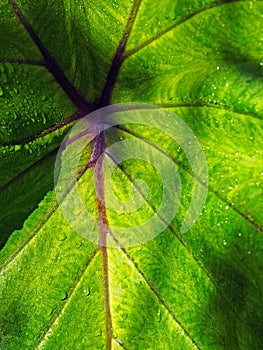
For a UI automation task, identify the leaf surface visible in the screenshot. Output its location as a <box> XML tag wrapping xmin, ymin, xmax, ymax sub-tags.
<box><xmin>0</xmin><ymin>0</ymin><xmax>263</xmax><ymax>349</ymax></box>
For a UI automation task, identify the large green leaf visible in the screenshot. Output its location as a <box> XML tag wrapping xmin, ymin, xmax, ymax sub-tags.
<box><xmin>1</xmin><ymin>0</ymin><xmax>263</xmax><ymax>349</ymax></box>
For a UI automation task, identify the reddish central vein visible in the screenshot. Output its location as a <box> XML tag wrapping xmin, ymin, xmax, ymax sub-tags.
<box><xmin>93</xmin><ymin>131</ymin><xmax>112</xmax><ymax>350</ymax></box>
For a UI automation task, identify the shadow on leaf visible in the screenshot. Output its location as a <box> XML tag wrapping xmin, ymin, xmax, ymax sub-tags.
<box><xmin>200</xmin><ymin>239</ymin><xmax>263</xmax><ymax>349</ymax></box>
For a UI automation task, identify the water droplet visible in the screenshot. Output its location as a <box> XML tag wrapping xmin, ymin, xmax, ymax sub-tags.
<box><xmin>225</xmin><ymin>205</ymin><xmax>229</xmax><ymax>210</ymax></box>
<box><xmin>70</xmin><ymin>197</ymin><xmax>83</xmax><ymax>216</ymax></box>
<box><xmin>157</xmin><ymin>309</ymin><xmax>161</xmax><ymax>321</ymax></box>
<box><xmin>25</xmin><ymin>332</ymin><xmax>35</xmax><ymax>340</ymax></box>
<box><xmin>0</xmin><ymin>86</ymin><xmax>3</xmax><ymax>96</ymax></box>
<box><xmin>56</xmin><ymin>290</ymin><xmax>67</xmax><ymax>301</ymax></box>
<box><xmin>83</xmin><ymin>287</ymin><xmax>90</xmax><ymax>296</ymax></box>
<box><xmin>57</xmin><ymin>231</ymin><xmax>67</xmax><ymax>241</ymax></box>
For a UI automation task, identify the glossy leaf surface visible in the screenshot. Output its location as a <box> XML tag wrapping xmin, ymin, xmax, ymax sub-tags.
<box><xmin>0</xmin><ymin>0</ymin><xmax>263</xmax><ymax>349</ymax></box>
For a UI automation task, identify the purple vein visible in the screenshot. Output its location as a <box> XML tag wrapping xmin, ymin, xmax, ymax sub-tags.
<box><xmin>33</xmin><ymin>248</ymin><xmax>99</xmax><ymax>349</ymax></box>
<box><xmin>125</xmin><ymin>0</ymin><xmax>246</xmax><ymax>58</ymax></box>
<box><xmin>116</xmin><ymin>126</ymin><xmax>263</xmax><ymax>234</ymax></box>
<box><xmin>93</xmin><ymin>131</ymin><xmax>112</xmax><ymax>350</ymax></box>
<box><xmin>97</xmin><ymin>0</ymin><xmax>142</xmax><ymax>107</ymax></box>
<box><xmin>8</xmin><ymin>0</ymin><xmax>93</xmax><ymax>114</ymax></box>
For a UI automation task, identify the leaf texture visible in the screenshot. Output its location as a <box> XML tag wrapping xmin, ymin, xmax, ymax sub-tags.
<box><xmin>0</xmin><ymin>0</ymin><xmax>263</xmax><ymax>349</ymax></box>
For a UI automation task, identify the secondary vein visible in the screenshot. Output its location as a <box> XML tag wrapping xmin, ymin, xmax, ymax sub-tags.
<box><xmin>97</xmin><ymin>0</ymin><xmax>142</xmax><ymax>107</ymax></box>
<box><xmin>0</xmin><ymin>58</ymin><xmax>45</xmax><ymax>66</ymax></box>
<box><xmin>0</xmin><ymin>147</ymin><xmax>59</xmax><ymax>193</ymax></box>
<box><xmin>158</xmin><ymin>102</ymin><xmax>263</xmax><ymax>120</ymax></box>
<box><xmin>125</xmin><ymin>0</ymin><xmax>246</xmax><ymax>58</ymax></box>
<box><xmin>0</xmin><ymin>154</ymin><xmax>95</xmax><ymax>272</ymax></box>
<box><xmin>0</xmin><ymin>111</ymin><xmax>83</xmax><ymax>147</ymax></box>
<box><xmin>116</xmin><ymin>126</ymin><xmax>263</xmax><ymax>234</ymax></box>
<box><xmin>113</xmin><ymin>337</ymin><xmax>128</xmax><ymax>349</ymax></box>
<box><xmin>105</xmin><ymin>150</ymin><xmax>254</xmax><ymax>332</ymax></box>
<box><xmin>108</xmin><ymin>230</ymin><xmax>201</xmax><ymax>350</ymax></box>
<box><xmin>8</xmin><ymin>0</ymin><xmax>93</xmax><ymax>114</ymax></box>
<box><xmin>33</xmin><ymin>248</ymin><xmax>99</xmax><ymax>349</ymax></box>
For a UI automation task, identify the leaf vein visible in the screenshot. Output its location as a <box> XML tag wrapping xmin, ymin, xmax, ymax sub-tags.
<box><xmin>0</xmin><ymin>111</ymin><xmax>84</xmax><ymax>147</ymax></box>
<box><xmin>8</xmin><ymin>0</ymin><xmax>93</xmax><ymax>114</ymax></box>
<box><xmin>106</xmin><ymin>150</ymin><xmax>255</xmax><ymax>333</ymax></box>
<box><xmin>109</xmin><ymin>231</ymin><xmax>201</xmax><ymax>350</ymax></box>
<box><xmin>115</xmin><ymin>126</ymin><xmax>263</xmax><ymax>234</ymax></box>
<box><xmin>158</xmin><ymin>102</ymin><xmax>263</xmax><ymax>120</ymax></box>
<box><xmin>0</xmin><ymin>157</ymin><xmax>95</xmax><ymax>271</ymax></box>
<box><xmin>125</xmin><ymin>0</ymin><xmax>251</xmax><ymax>58</ymax></box>
<box><xmin>113</xmin><ymin>337</ymin><xmax>128</xmax><ymax>349</ymax></box>
<box><xmin>98</xmin><ymin>0</ymin><xmax>142</xmax><ymax>106</ymax></box>
<box><xmin>0</xmin><ymin>58</ymin><xmax>45</xmax><ymax>66</ymax></box>
<box><xmin>33</xmin><ymin>248</ymin><xmax>99</xmax><ymax>349</ymax></box>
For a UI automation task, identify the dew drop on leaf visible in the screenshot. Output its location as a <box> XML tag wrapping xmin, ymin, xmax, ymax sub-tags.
<box><xmin>25</xmin><ymin>332</ymin><xmax>36</xmax><ymax>341</ymax></box>
<box><xmin>57</xmin><ymin>290</ymin><xmax>67</xmax><ymax>301</ymax></box>
<box><xmin>83</xmin><ymin>287</ymin><xmax>91</xmax><ymax>296</ymax></box>
<box><xmin>56</xmin><ymin>231</ymin><xmax>67</xmax><ymax>241</ymax></box>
